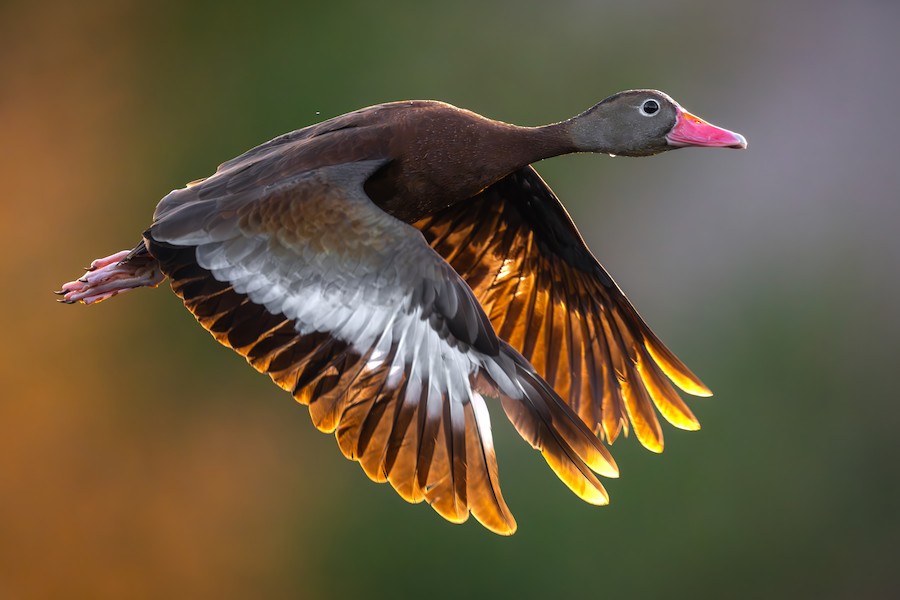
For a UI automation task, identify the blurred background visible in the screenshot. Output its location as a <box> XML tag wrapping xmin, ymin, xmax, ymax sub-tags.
<box><xmin>2</xmin><ymin>0</ymin><xmax>898</xmax><ymax>597</ymax></box>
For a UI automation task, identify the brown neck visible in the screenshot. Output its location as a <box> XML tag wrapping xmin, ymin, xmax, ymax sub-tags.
<box><xmin>366</xmin><ymin>110</ymin><xmax>577</xmax><ymax>223</ymax></box>
<box><xmin>485</xmin><ymin>120</ymin><xmax>577</xmax><ymax>174</ymax></box>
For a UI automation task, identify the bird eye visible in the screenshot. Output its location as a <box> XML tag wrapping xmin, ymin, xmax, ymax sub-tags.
<box><xmin>639</xmin><ymin>99</ymin><xmax>660</xmax><ymax>116</ymax></box>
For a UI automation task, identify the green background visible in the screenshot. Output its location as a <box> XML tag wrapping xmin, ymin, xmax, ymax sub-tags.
<box><xmin>2</xmin><ymin>0</ymin><xmax>898</xmax><ymax>597</ymax></box>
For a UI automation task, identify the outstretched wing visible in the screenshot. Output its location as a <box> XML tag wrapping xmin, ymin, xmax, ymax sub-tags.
<box><xmin>145</xmin><ymin>160</ymin><xmax>616</xmax><ymax>534</ymax></box>
<box><xmin>415</xmin><ymin>166</ymin><xmax>712</xmax><ymax>452</ymax></box>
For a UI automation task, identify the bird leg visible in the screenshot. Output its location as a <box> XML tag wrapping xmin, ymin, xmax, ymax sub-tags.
<box><xmin>57</xmin><ymin>249</ymin><xmax>165</xmax><ymax>305</ymax></box>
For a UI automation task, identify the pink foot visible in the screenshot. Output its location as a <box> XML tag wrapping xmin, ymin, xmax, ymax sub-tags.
<box><xmin>57</xmin><ymin>249</ymin><xmax>165</xmax><ymax>305</ymax></box>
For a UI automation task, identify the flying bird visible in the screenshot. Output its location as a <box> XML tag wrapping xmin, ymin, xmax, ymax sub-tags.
<box><xmin>59</xmin><ymin>90</ymin><xmax>746</xmax><ymax>534</ymax></box>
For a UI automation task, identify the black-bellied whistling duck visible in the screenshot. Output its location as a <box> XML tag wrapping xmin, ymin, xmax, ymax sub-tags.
<box><xmin>59</xmin><ymin>90</ymin><xmax>746</xmax><ymax>534</ymax></box>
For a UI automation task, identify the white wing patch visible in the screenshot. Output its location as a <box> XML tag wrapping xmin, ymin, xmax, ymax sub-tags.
<box><xmin>193</xmin><ymin>229</ymin><xmax>496</xmax><ymax>414</ymax></box>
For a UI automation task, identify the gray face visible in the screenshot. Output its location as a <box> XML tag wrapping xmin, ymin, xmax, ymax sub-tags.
<box><xmin>576</xmin><ymin>90</ymin><xmax>680</xmax><ymax>157</ymax></box>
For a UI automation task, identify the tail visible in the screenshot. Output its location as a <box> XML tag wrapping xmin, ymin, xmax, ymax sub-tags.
<box><xmin>486</xmin><ymin>342</ymin><xmax>619</xmax><ymax>505</ymax></box>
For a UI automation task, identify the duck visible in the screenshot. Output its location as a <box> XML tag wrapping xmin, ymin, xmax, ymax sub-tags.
<box><xmin>58</xmin><ymin>90</ymin><xmax>746</xmax><ymax>534</ymax></box>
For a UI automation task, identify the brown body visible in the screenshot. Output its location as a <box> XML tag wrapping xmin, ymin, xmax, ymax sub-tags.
<box><xmin>204</xmin><ymin>101</ymin><xmax>575</xmax><ymax>223</ymax></box>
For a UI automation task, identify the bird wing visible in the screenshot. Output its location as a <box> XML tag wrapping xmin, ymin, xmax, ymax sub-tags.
<box><xmin>414</xmin><ymin>166</ymin><xmax>712</xmax><ymax>452</ymax></box>
<box><xmin>145</xmin><ymin>159</ymin><xmax>616</xmax><ymax>534</ymax></box>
